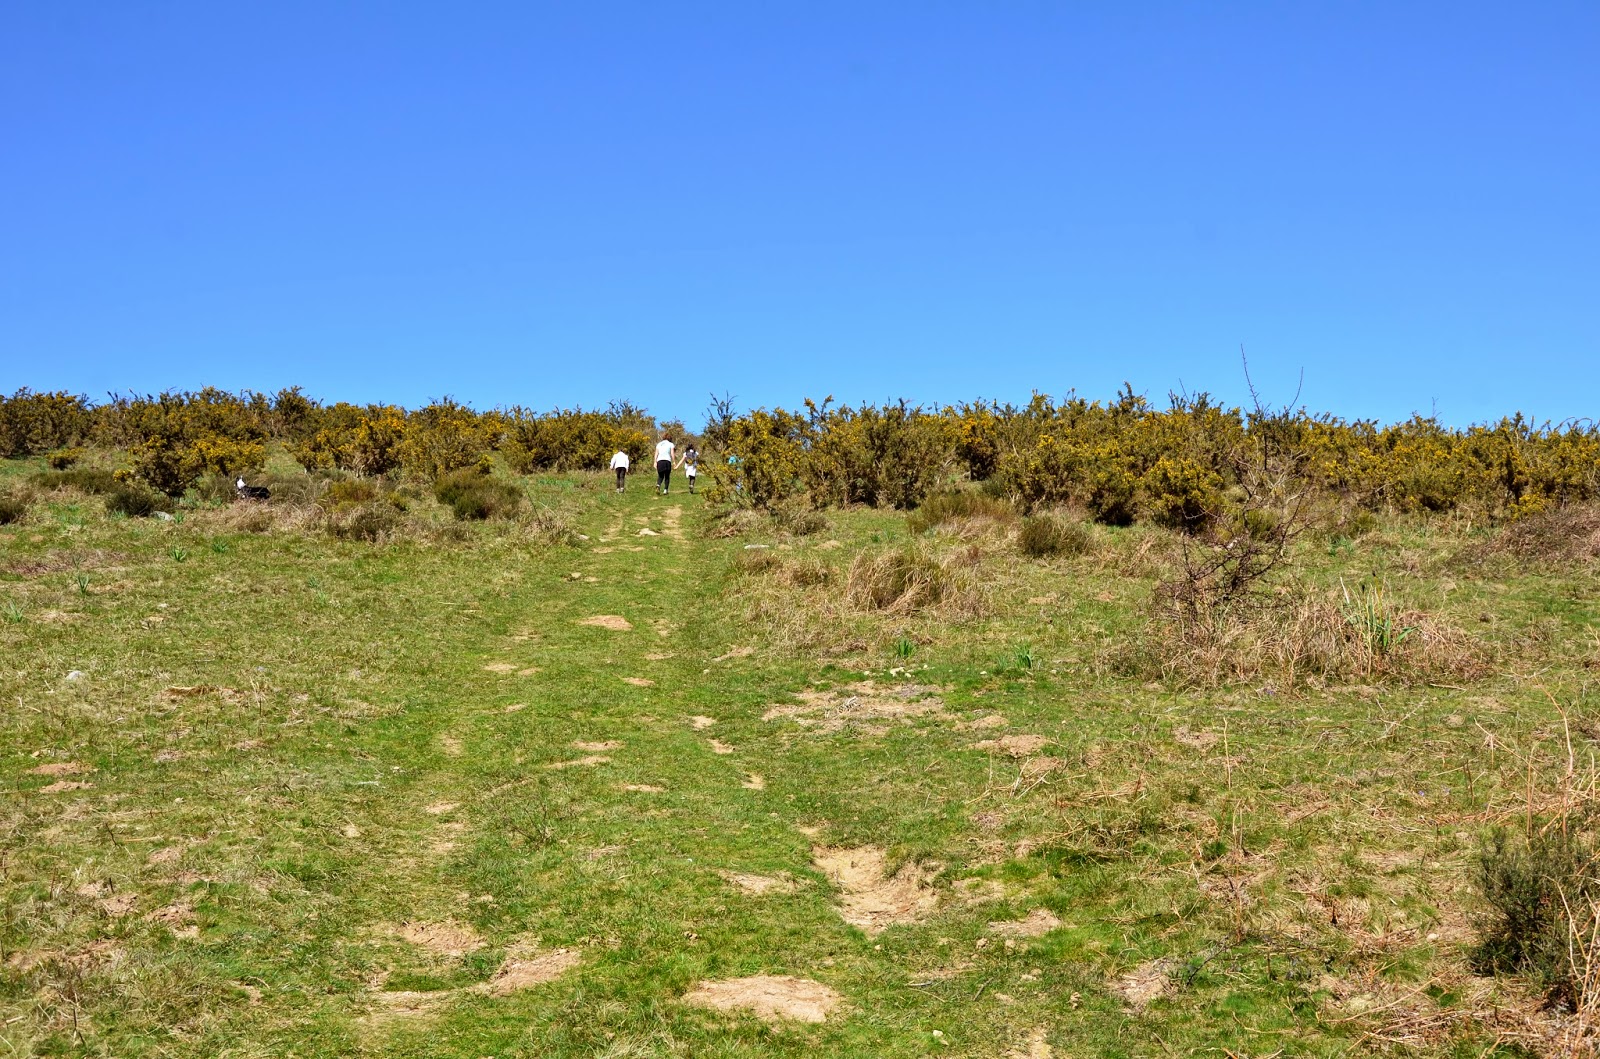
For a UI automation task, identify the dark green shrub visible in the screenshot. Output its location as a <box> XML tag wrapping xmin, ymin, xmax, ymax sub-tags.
<box><xmin>0</xmin><ymin>494</ymin><xmax>28</xmax><ymax>525</ymax></box>
<box><xmin>434</xmin><ymin>468</ymin><xmax>524</xmax><ymax>520</ymax></box>
<box><xmin>1018</xmin><ymin>514</ymin><xmax>1092</xmax><ymax>558</ymax></box>
<box><xmin>106</xmin><ymin>483</ymin><xmax>174</xmax><ymax>518</ymax></box>
<box><xmin>32</xmin><ymin>467</ymin><xmax>119</xmax><ymax>494</ymax></box>
<box><xmin>907</xmin><ymin>490</ymin><xmax>1017</xmax><ymax>534</ymax></box>
<box><xmin>1474</xmin><ymin>824</ymin><xmax>1600</xmax><ymax>1010</ymax></box>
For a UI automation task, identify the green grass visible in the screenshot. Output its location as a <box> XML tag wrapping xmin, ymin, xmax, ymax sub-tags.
<box><xmin>3</xmin><ymin>466</ymin><xmax>1598</xmax><ymax>1056</ymax></box>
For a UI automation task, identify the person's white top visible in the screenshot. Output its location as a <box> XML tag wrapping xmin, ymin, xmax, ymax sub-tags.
<box><xmin>655</xmin><ymin>439</ymin><xmax>675</xmax><ymax>463</ymax></box>
<box><xmin>610</xmin><ymin>451</ymin><xmax>629</xmax><ymax>470</ymax></box>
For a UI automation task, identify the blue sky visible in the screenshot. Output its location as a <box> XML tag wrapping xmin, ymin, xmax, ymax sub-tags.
<box><xmin>2</xmin><ymin>3</ymin><xmax>1596</xmax><ymax>427</ymax></box>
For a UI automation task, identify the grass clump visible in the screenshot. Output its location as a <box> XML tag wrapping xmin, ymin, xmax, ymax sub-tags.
<box><xmin>326</xmin><ymin>502</ymin><xmax>402</xmax><ymax>542</ymax></box>
<box><xmin>845</xmin><ymin>544</ymin><xmax>985</xmax><ymax>616</ymax></box>
<box><xmin>32</xmin><ymin>467</ymin><xmax>119</xmax><ymax>494</ymax></box>
<box><xmin>0</xmin><ymin>493</ymin><xmax>29</xmax><ymax>524</ymax></box>
<box><xmin>435</xmin><ymin>467</ymin><xmax>524</xmax><ymax>521</ymax></box>
<box><xmin>1017</xmin><ymin>512</ymin><xmax>1091</xmax><ymax>558</ymax></box>
<box><xmin>907</xmin><ymin>490</ymin><xmax>1017</xmax><ymax>534</ymax></box>
<box><xmin>105</xmin><ymin>482</ymin><xmax>174</xmax><ymax>518</ymax></box>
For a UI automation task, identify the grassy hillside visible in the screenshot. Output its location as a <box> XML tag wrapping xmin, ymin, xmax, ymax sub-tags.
<box><xmin>3</xmin><ymin>460</ymin><xmax>1598</xmax><ymax>1057</ymax></box>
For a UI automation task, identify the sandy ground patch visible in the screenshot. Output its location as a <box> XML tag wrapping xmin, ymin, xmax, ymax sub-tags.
<box><xmin>77</xmin><ymin>883</ymin><xmax>139</xmax><ymax>916</ymax></box>
<box><xmin>688</xmin><ymin>715</ymin><xmax>717</xmax><ymax>729</ymax></box>
<box><xmin>439</xmin><ymin>735</ymin><xmax>463</xmax><ymax>756</ymax></box>
<box><xmin>145</xmin><ymin>901</ymin><xmax>197</xmax><ymax>937</ymax></box>
<box><xmin>396</xmin><ymin>920</ymin><xmax>482</xmax><ymax>957</ymax></box>
<box><xmin>621</xmin><ymin>676</ymin><xmax>655</xmax><ymax>687</ymax></box>
<box><xmin>638</xmin><ymin>527</ymin><xmax>660</xmax><ymax>536</ymax></box>
<box><xmin>959</xmin><ymin>714</ymin><xmax>1009</xmax><ymax>731</ymax></box>
<box><xmin>708</xmin><ymin>739</ymin><xmax>735</xmax><ymax>754</ymax></box>
<box><xmin>742</xmin><ymin>772</ymin><xmax>765</xmax><ymax>790</ymax></box>
<box><xmin>1173</xmin><ymin>726</ymin><xmax>1221</xmax><ymax>751</ymax></box>
<box><xmin>573</xmin><ymin>739</ymin><xmax>623</xmax><ymax>752</ymax></box>
<box><xmin>365</xmin><ymin>989</ymin><xmax>450</xmax><ymax>1023</ymax></box>
<box><xmin>763</xmin><ymin>683</ymin><xmax>947</xmax><ymax>734</ymax></box>
<box><xmin>1008</xmin><ymin>1029</ymin><xmax>1054</xmax><ymax>1058</ymax></box>
<box><xmin>813</xmin><ymin>846</ymin><xmax>937</xmax><ymax>934</ymax></box>
<box><xmin>578</xmin><ymin>615</ymin><xmax>633</xmax><ymax>631</ymax></box>
<box><xmin>547</xmin><ymin>755</ymin><xmax>611</xmax><ymax>769</ymax></box>
<box><xmin>989</xmin><ymin>908</ymin><xmax>1062</xmax><ymax>937</ymax></box>
<box><xmin>430</xmin><ymin>821</ymin><xmax>466</xmax><ymax>855</ymax></box>
<box><xmin>483</xmin><ymin>947</ymin><xmax>580</xmax><ymax>995</ymax></box>
<box><xmin>1113</xmin><ymin>958</ymin><xmax>1173</xmax><ymax>1010</ymax></box>
<box><xmin>713</xmin><ymin>645</ymin><xmax>755</xmax><ymax>662</ymax></box>
<box><xmin>147</xmin><ymin>845</ymin><xmax>184</xmax><ymax>865</ymax></box>
<box><xmin>27</xmin><ymin>761</ymin><xmax>91</xmax><ymax>776</ymax></box>
<box><xmin>423</xmin><ymin>801</ymin><xmax>459</xmax><ymax>815</ymax></box>
<box><xmin>717</xmin><ymin>869</ymin><xmax>801</xmax><ymax>895</ymax></box>
<box><xmin>482</xmin><ymin>662</ymin><xmax>518</xmax><ymax>674</ymax></box>
<box><xmin>39</xmin><ymin>780</ymin><xmax>94</xmax><ymax>793</ymax></box>
<box><xmin>644</xmin><ymin>652</ymin><xmax>674</xmax><ymax>661</ymax></box>
<box><xmin>621</xmin><ymin>783</ymin><xmax>666</xmax><ymax>793</ymax></box>
<box><xmin>971</xmin><ymin>734</ymin><xmax>1051</xmax><ymax>757</ymax></box>
<box><xmin>682</xmin><ymin>975</ymin><xmax>842</xmax><ymax>1024</ymax></box>
<box><xmin>952</xmin><ymin>877</ymin><xmax>1006</xmax><ymax>904</ymax></box>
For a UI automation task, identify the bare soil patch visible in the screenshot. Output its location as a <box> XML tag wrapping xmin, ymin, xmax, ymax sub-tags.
<box><xmin>1114</xmin><ymin>958</ymin><xmax>1173</xmax><ymax>1010</ymax></box>
<box><xmin>688</xmin><ymin>715</ymin><xmax>717</xmax><ymax>730</ymax></box>
<box><xmin>717</xmin><ymin>869</ymin><xmax>801</xmax><ymax>895</ymax></box>
<box><xmin>709</xmin><ymin>739</ymin><xmax>735</xmax><ymax>755</ymax></box>
<box><xmin>482</xmin><ymin>662</ymin><xmax>518</xmax><ymax>674</ymax></box>
<box><xmin>959</xmin><ymin>714</ymin><xmax>1009</xmax><ymax>731</ymax></box>
<box><xmin>572</xmin><ymin>740</ymin><xmax>623</xmax><ymax>752</ymax></box>
<box><xmin>971</xmin><ymin>734</ymin><xmax>1051</xmax><ymax>757</ymax></box>
<box><xmin>621</xmin><ymin>676</ymin><xmax>655</xmax><ymax>687</ymax></box>
<box><xmin>423</xmin><ymin>801</ymin><xmax>459</xmax><ymax>815</ymax></box>
<box><xmin>742</xmin><ymin>773</ymin><xmax>765</xmax><ymax>790</ymax></box>
<box><xmin>682</xmin><ymin>975</ymin><xmax>842</xmax><ymax>1024</ymax></box>
<box><xmin>578</xmin><ymin>615</ymin><xmax>633</xmax><ymax>631</ymax></box>
<box><xmin>1008</xmin><ymin>1029</ymin><xmax>1054</xmax><ymax>1058</ymax></box>
<box><xmin>439</xmin><ymin>735</ymin><xmax>463</xmax><ymax>756</ymax></box>
<box><xmin>39</xmin><ymin>780</ymin><xmax>94</xmax><ymax>793</ymax></box>
<box><xmin>989</xmin><ymin>908</ymin><xmax>1062</xmax><ymax>937</ymax></box>
<box><xmin>547</xmin><ymin>755</ymin><xmax>611</xmax><ymax>769</ymax></box>
<box><xmin>1173</xmin><ymin>726</ymin><xmax>1221</xmax><ymax>751</ymax></box>
<box><xmin>622</xmin><ymin>783</ymin><xmax>666</xmax><ymax>793</ymax></box>
<box><xmin>147</xmin><ymin>845</ymin><xmax>184</xmax><ymax>865</ymax></box>
<box><xmin>27</xmin><ymin>761</ymin><xmax>91</xmax><ymax>776</ymax></box>
<box><xmin>365</xmin><ymin>990</ymin><xmax>450</xmax><ymax>1023</ymax></box>
<box><xmin>396</xmin><ymin>920</ymin><xmax>482</xmax><ymax>957</ymax></box>
<box><xmin>482</xmin><ymin>947</ymin><xmax>580</xmax><ymax>995</ymax></box>
<box><xmin>763</xmin><ymin>682</ymin><xmax>947</xmax><ymax>734</ymax></box>
<box><xmin>813</xmin><ymin>845</ymin><xmax>937</xmax><ymax>934</ymax></box>
<box><xmin>713</xmin><ymin>645</ymin><xmax>755</xmax><ymax>662</ymax></box>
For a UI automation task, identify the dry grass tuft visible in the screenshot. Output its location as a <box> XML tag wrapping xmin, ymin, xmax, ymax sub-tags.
<box><xmin>1475</xmin><ymin>504</ymin><xmax>1600</xmax><ymax>566</ymax></box>
<box><xmin>844</xmin><ymin>545</ymin><xmax>987</xmax><ymax>617</ymax></box>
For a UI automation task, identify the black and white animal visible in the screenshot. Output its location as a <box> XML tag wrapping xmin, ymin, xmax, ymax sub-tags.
<box><xmin>235</xmin><ymin>477</ymin><xmax>271</xmax><ymax>501</ymax></box>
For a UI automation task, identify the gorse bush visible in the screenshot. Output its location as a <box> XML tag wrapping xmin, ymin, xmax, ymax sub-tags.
<box><xmin>0</xmin><ymin>389</ymin><xmax>90</xmax><ymax>457</ymax></box>
<box><xmin>47</xmin><ymin>448</ymin><xmax>83</xmax><ymax>470</ymax></box>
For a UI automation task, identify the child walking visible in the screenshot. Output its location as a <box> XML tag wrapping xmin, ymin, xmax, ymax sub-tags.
<box><xmin>678</xmin><ymin>444</ymin><xmax>699</xmax><ymax>494</ymax></box>
<box><xmin>610</xmin><ymin>448</ymin><xmax>630</xmax><ymax>492</ymax></box>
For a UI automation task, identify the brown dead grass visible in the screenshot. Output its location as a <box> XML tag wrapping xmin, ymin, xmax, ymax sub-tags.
<box><xmin>763</xmin><ymin>682</ymin><xmax>946</xmax><ymax>735</ymax></box>
<box><xmin>396</xmin><ymin>920</ymin><xmax>482</xmax><ymax>957</ymax></box>
<box><xmin>682</xmin><ymin>975</ymin><xmax>842</xmax><ymax>1024</ymax></box>
<box><xmin>578</xmin><ymin>615</ymin><xmax>633</xmax><ymax>631</ymax></box>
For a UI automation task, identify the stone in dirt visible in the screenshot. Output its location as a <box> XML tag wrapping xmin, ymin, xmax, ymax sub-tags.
<box><xmin>27</xmin><ymin>761</ymin><xmax>90</xmax><ymax>776</ymax></box>
<box><xmin>572</xmin><ymin>740</ymin><xmax>623</xmax><ymax>752</ymax></box>
<box><xmin>688</xmin><ymin>715</ymin><xmax>717</xmax><ymax>729</ymax></box>
<box><xmin>988</xmin><ymin>908</ymin><xmax>1062</xmax><ymax>937</ymax></box>
<box><xmin>547</xmin><ymin>755</ymin><xmax>610</xmax><ymax>769</ymax></box>
<box><xmin>1113</xmin><ymin>958</ymin><xmax>1173</xmax><ymax>1010</ymax></box>
<box><xmin>812</xmin><ymin>846</ymin><xmax>937</xmax><ymax>935</ymax></box>
<box><xmin>579</xmin><ymin>615</ymin><xmax>633</xmax><ymax>631</ymax></box>
<box><xmin>682</xmin><ymin>975</ymin><xmax>842</xmax><ymax>1024</ymax></box>
<box><xmin>717</xmin><ymin>869</ymin><xmax>800</xmax><ymax>895</ymax></box>
<box><xmin>482</xmin><ymin>947</ymin><xmax>580</xmax><ymax>995</ymax></box>
<box><xmin>971</xmin><ymin>734</ymin><xmax>1051</xmax><ymax>757</ymax></box>
<box><xmin>397</xmin><ymin>920</ymin><xmax>482</xmax><ymax>957</ymax></box>
<box><xmin>621</xmin><ymin>676</ymin><xmax>654</xmax><ymax>687</ymax></box>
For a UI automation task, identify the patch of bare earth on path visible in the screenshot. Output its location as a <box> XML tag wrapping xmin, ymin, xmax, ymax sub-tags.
<box><xmin>28</xmin><ymin>761</ymin><xmax>92</xmax><ymax>776</ymax></box>
<box><xmin>813</xmin><ymin>846</ymin><xmax>937</xmax><ymax>934</ymax></box>
<box><xmin>682</xmin><ymin>975</ymin><xmax>842</xmax><ymax>1024</ymax></box>
<box><xmin>621</xmin><ymin>676</ymin><xmax>654</xmax><ymax>687</ymax></box>
<box><xmin>1113</xmin><ymin>958</ymin><xmax>1173</xmax><ymax>1011</ymax></box>
<box><xmin>395</xmin><ymin>920</ymin><xmax>483</xmax><ymax>957</ymax></box>
<box><xmin>573</xmin><ymin>740</ymin><xmax>623</xmax><ymax>752</ymax></box>
<box><xmin>1173</xmin><ymin>726</ymin><xmax>1221</xmax><ymax>751</ymax></box>
<box><xmin>971</xmin><ymin>734</ymin><xmax>1050</xmax><ymax>756</ymax></box>
<box><xmin>742</xmin><ymin>772</ymin><xmax>765</xmax><ymax>790</ymax></box>
<box><xmin>547</xmin><ymin>755</ymin><xmax>611</xmax><ymax>769</ymax></box>
<box><xmin>1008</xmin><ymin>1029</ymin><xmax>1054</xmax><ymax>1058</ymax></box>
<box><xmin>482</xmin><ymin>946</ymin><xmax>580</xmax><ymax>995</ymax></box>
<box><xmin>483</xmin><ymin>662</ymin><xmax>518</xmax><ymax>674</ymax></box>
<box><xmin>713</xmin><ymin>645</ymin><xmax>755</xmax><ymax>662</ymax></box>
<box><xmin>39</xmin><ymin>780</ymin><xmax>94</xmax><ymax>793</ymax></box>
<box><xmin>366</xmin><ymin>990</ymin><xmax>451</xmax><ymax>1024</ymax></box>
<box><xmin>763</xmin><ymin>683</ymin><xmax>947</xmax><ymax>735</ymax></box>
<box><xmin>989</xmin><ymin>909</ymin><xmax>1062</xmax><ymax>937</ymax></box>
<box><xmin>717</xmin><ymin>869</ymin><xmax>802</xmax><ymax>895</ymax></box>
<box><xmin>688</xmin><ymin>715</ymin><xmax>717</xmax><ymax>729</ymax></box>
<box><xmin>959</xmin><ymin>714</ymin><xmax>1008</xmax><ymax>731</ymax></box>
<box><xmin>621</xmin><ymin>783</ymin><xmax>665</xmax><ymax>793</ymax></box>
<box><xmin>439</xmin><ymin>735</ymin><xmax>463</xmax><ymax>757</ymax></box>
<box><xmin>578</xmin><ymin>615</ymin><xmax>632</xmax><ymax>631</ymax></box>
<box><xmin>430</xmin><ymin>821</ymin><xmax>466</xmax><ymax>855</ymax></box>
<box><xmin>709</xmin><ymin>739</ymin><xmax>735</xmax><ymax>754</ymax></box>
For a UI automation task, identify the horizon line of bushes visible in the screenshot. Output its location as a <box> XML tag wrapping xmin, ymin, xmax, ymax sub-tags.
<box><xmin>3</xmin><ymin>385</ymin><xmax>1597</xmax><ymax>522</ymax></box>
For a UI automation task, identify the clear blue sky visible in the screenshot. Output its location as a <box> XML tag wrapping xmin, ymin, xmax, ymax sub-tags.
<box><xmin>3</xmin><ymin>3</ymin><xmax>1596</xmax><ymax>427</ymax></box>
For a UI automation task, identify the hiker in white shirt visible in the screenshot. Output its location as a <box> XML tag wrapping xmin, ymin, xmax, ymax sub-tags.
<box><xmin>610</xmin><ymin>449</ymin><xmax>630</xmax><ymax>493</ymax></box>
<box><xmin>654</xmin><ymin>435</ymin><xmax>676</xmax><ymax>495</ymax></box>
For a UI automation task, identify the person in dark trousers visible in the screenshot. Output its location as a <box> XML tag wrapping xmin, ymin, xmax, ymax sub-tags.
<box><xmin>654</xmin><ymin>434</ymin><xmax>676</xmax><ymax>495</ymax></box>
<box><xmin>678</xmin><ymin>444</ymin><xmax>699</xmax><ymax>494</ymax></box>
<box><xmin>610</xmin><ymin>449</ymin><xmax>630</xmax><ymax>492</ymax></box>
